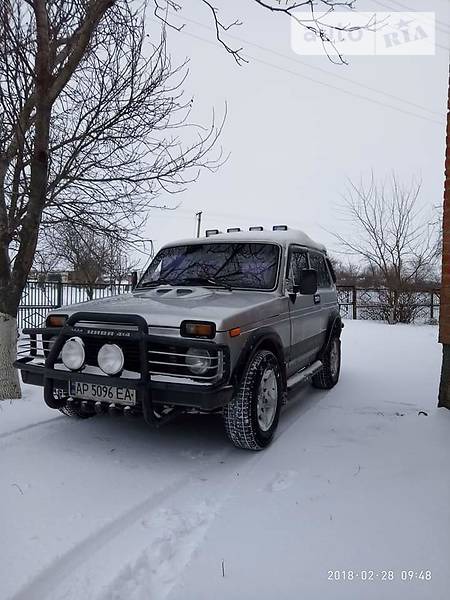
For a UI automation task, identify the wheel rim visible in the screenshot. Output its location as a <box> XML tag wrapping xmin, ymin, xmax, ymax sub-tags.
<box><xmin>330</xmin><ymin>339</ymin><xmax>340</xmax><ymax>379</ymax></box>
<box><xmin>257</xmin><ymin>368</ymin><xmax>278</xmax><ymax>432</ymax></box>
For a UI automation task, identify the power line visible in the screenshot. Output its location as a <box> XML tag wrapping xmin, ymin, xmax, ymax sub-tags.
<box><xmin>178</xmin><ymin>27</ymin><xmax>445</xmax><ymax>127</ymax></box>
<box><xmin>373</xmin><ymin>0</ymin><xmax>450</xmax><ymax>32</ymax></box>
<box><xmin>169</xmin><ymin>12</ymin><xmax>444</xmax><ymax>120</ymax></box>
<box><xmin>370</xmin><ymin>0</ymin><xmax>450</xmax><ymax>49</ymax></box>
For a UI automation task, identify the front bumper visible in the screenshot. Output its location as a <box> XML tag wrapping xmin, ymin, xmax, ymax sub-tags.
<box><xmin>16</xmin><ymin>311</ymin><xmax>233</xmax><ymax>421</ymax></box>
<box><xmin>17</xmin><ymin>362</ymin><xmax>233</xmax><ymax>412</ymax></box>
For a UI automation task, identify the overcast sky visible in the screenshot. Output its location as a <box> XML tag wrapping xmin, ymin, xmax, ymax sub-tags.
<box><xmin>141</xmin><ymin>0</ymin><xmax>449</xmax><ymax>261</ymax></box>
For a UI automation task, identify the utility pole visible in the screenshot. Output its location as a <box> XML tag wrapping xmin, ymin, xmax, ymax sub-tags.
<box><xmin>195</xmin><ymin>211</ymin><xmax>203</xmax><ymax>238</ymax></box>
<box><xmin>438</xmin><ymin>69</ymin><xmax>450</xmax><ymax>409</ymax></box>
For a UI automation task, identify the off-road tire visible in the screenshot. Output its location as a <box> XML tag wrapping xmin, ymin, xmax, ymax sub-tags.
<box><xmin>223</xmin><ymin>350</ymin><xmax>283</xmax><ymax>450</ymax></box>
<box><xmin>312</xmin><ymin>336</ymin><xmax>341</xmax><ymax>390</ymax></box>
<box><xmin>59</xmin><ymin>401</ymin><xmax>95</xmax><ymax>419</ymax></box>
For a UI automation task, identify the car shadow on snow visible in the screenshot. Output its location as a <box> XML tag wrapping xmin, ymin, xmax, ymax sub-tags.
<box><xmin>39</xmin><ymin>410</ymin><xmax>231</xmax><ymax>460</ymax></box>
<box><xmin>32</xmin><ymin>382</ymin><xmax>329</xmax><ymax>463</ymax></box>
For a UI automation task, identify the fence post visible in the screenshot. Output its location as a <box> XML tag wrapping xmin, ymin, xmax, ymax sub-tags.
<box><xmin>352</xmin><ymin>287</ymin><xmax>357</xmax><ymax>320</ymax></box>
<box><xmin>56</xmin><ymin>281</ymin><xmax>63</xmax><ymax>308</ymax></box>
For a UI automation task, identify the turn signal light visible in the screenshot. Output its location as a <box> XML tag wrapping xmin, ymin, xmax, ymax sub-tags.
<box><xmin>46</xmin><ymin>314</ymin><xmax>67</xmax><ymax>327</ymax></box>
<box><xmin>181</xmin><ymin>321</ymin><xmax>216</xmax><ymax>339</ymax></box>
<box><xmin>229</xmin><ymin>327</ymin><xmax>241</xmax><ymax>338</ymax></box>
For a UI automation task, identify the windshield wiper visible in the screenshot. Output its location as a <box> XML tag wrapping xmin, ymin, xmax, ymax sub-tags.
<box><xmin>180</xmin><ymin>276</ymin><xmax>233</xmax><ymax>291</ymax></box>
<box><xmin>139</xmin><ymin>278</ymin><xmax>174</xmax><ymax>288</ymax></box>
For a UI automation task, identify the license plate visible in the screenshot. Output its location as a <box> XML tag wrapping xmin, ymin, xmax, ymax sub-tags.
<box><xmin>69</xmin><ymin>381</ymin><xmax>136</xmax><ymax>406</ymax></box>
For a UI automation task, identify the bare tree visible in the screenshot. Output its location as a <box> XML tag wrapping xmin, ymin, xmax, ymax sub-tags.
<box><xmin>54</xmin><ymin>225</ymin><xmax>109</xmax><ymax>296</ymax></box>
<box><xmin>41</xmin><ymin>223</ymin><xmax>138</xmax><ymax>297</ymax></box>
<box><xmin>332</xmin><ymin>175</ymin><xmax>439</xmax><ymax>323</ymax></box>
<box><xmin>102</xmin><ymin>238</ymin><xmax>140</xmax><ymax>286</ymax></box>
<box><xmin>328</xmin><ymin>256</ymin><xmax>361</xmax><ymax>286</ymax></box>
<box><xmin>33</xmin><ymin>241</ymin><xmax>62</xmax><ymax>281</ymax></box>
<box><xmin>0</xmin><ymin>1</ymin><xmax>224</xmax><ymax>398</ymax></box>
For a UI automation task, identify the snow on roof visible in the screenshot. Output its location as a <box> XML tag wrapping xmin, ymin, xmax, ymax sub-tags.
<box><xmin>162</xmin><ymin>227</ymin><xmax>327</xmax><ymax>253</ymax></box>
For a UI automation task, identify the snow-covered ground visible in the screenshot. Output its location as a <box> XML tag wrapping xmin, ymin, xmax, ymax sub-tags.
<box><xmin>1</xmin><ymin>321</ymin><xmax>449</xmax><ymax>600</ymax></box>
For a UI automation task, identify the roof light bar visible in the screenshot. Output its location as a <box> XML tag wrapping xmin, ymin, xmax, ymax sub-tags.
<box><xmin>273</xmin><ymin>225</ymin><xmax>288</xmax><ymax>231</ymax></box>
<box><xmin>227</xmin><ymin>227</ymin><xmax>241</xmax><ymax>233</ymax></box>
<box><xmin>205</xmin><ymin>229</ymin><xmax>220</xmax><ymax>237</ymax></box>
<box><xmin>249</xmin><ymin>226</ymin><xmax>264</xmax><ymax>231</ymax></box>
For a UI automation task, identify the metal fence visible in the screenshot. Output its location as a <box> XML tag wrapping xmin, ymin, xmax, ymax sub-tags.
<box><xmin>336</xmin><ymin>286</ymin><xmax>440</xmax><ymax>323</ymax></box>
<box><xmin>19</xmin><ymin>281</ymin><xmax>131</xmax><ymax>330</ymax></box>
<box><xmin>18</xmin><ymin>281</ymin><xmax>440</xmax><ymax>330</ymax></box>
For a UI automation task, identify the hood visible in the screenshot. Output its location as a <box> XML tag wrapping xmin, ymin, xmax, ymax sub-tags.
<box><xmin>55</xmin><ymin>286</ymin><xmax>281</xmax><ymax>331</ymax></box>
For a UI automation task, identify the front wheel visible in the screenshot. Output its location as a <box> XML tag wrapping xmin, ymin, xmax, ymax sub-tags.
<box><xmin>223</xmin><ymin>350</ymin><xmax>283</xmax><ymax>450</ymax></box>
<box><xmin>59</xmin><ymin>400</ymin><xmax>95</xmax><ymax>419</ymax></box>
<box><xmin>312</xmin><ymin>336</ymin><xmax>341</xmax><ymax>390</ymax></box>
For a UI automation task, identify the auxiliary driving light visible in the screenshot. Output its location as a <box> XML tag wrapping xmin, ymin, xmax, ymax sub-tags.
<box><xmin>97</xmin><ymin>343</ymin><xmax>124</xmax><ymax>375</ymax></box>
<box><xmin>61</xmin><ymin>337</ymin><xmax>85</xmax><ymax>371</ymax></box>
<box><xmin>185</xmin><ymin>348</ymin><xmax>211</xmax><ymax>375</ymax></box>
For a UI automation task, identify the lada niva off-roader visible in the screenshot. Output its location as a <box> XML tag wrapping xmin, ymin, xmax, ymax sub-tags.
<box><xmin>16</xmin><ymin>226</ymin><xmax>343</xmax><ymax>450</ymax></box>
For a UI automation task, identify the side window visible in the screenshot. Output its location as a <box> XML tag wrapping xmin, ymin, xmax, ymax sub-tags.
<box><xmin>309</xmin><ymin>253</ymin><xmax>332</xmax><ymax>288</ymax></box>
<box><xmin>288</xmin><ymin>249</ymin><xmax>308</xmax><ymax>285</ymax></box>
<box><xmin>326</xmin><ymin>258</ymin><xmax>337</xmax><ymax>284</ymax></box>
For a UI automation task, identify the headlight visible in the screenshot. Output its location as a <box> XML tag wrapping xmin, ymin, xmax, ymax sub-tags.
<box><xmin>98</xmin><ymin>344</ymin><xmax>124</xmax><ymax>375</ymax></box>
<box><xmin>185</xmin><ymin>347</ymin><xmax>211</xmax><ymax>375</ymax></box>
<box><xmin>61</xmin><ymin>337</ymin><xmax>85</xmax><ymax>371</ymax></box>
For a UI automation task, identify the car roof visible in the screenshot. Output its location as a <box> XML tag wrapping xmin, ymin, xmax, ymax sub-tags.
<box><xmin>161</xmin><ymin>228</ymin><xmax>327</xmax><ymax>253</ymax></box>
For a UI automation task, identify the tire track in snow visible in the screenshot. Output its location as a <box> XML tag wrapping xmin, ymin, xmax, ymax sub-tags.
<box><xmin>75</xmin><ymin>448</ymin><xmax>265</xmax><ymax>600</ymax></box>
<box><xmin>10</xmin><ymin>471</ymin><xmax>204</xmax><ymax>600</ymax></box>
<box><xmin>10</xmin><ymin>442</ymin><xmax>264</xmax><ymax>600</ymax></box>
<box><xmin>10</xmin><ymin>447</ymin><xmax>239</xmax><ymax>600</ymax></box>
<box><xmin>96</xmin><ymin>497</ymin><xmax>222</xmax><ymax>600</ymax></box>
<box><xmin>0</xmin><ymin>416</ymin><xmax>64</xmax><ymax>441</ymax></box>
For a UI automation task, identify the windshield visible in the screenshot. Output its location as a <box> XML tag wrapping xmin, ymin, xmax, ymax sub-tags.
<box><xmin>139</xmin><ymin>243</ymin><xmax>280</xmax><ymax>290</ymax></box>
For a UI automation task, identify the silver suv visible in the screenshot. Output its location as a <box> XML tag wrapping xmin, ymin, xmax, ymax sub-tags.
<box><xmin>17</xmin><ymin>226</ymin><xmax>342</xmax><ymax>450</ymax></box>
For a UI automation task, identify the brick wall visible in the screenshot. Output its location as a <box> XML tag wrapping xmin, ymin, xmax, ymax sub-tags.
<box><xmin>438</xmin><ymin>71</ymin><xmax>450</xmax><ymax>408</ymax></box>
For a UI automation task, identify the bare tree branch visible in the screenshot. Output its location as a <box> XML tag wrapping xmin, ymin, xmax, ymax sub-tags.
<box><xmin>330</xmin><ymin>174</ymin><xmax>439</xmax><ymax>322</ymax></box>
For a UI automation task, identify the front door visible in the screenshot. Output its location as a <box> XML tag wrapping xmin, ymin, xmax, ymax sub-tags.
<box><xmin>286</xmin><ymin>246</ymin><xmax>323</xmax><ymax>376</ymax></box>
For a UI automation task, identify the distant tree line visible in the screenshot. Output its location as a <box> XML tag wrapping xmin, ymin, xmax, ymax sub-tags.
<box><xmin>330</xmin><ymin>259</ymin><xmax>439</xmax><ymax>290</ymax></box>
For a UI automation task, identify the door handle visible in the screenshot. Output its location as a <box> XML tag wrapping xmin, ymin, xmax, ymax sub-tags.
<box><xmin>314</xmin><ymin>293</ymin><xmax>321</xmax><ymax>304</ymax></box>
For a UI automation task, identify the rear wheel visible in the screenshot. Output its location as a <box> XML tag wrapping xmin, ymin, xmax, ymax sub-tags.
<box><xmin>223</xmin><ymin>350</ymin><xmax>283</xmax><ymax>450</ymax></box>
<box><xmin>312</xmin><ymin>336</ymin><xmax>341</xmax><ymax>390</ymax></box>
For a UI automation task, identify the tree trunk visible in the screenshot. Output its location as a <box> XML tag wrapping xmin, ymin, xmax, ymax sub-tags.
<box><xmin>0</xmin><ymin>312</ymin><xmax>21</xmax><ymax>399</ymax></box>
<box><xmin>0</xmin><ymin>1</ymin><xmax>53</xmax><ymax>400</ymax></box>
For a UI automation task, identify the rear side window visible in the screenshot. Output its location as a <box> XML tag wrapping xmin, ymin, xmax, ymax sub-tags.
<box><xmin>309</xmin><ymin>252</ymin><xmax>332</xmax><ymax>288</ymax></box>
<box><xmin>288</xmin><ymin>250</ymin><xmax>308</xmax><ymax>285</ymax></box>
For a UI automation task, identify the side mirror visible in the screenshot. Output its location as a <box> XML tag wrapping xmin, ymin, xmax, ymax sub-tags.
<box><xmin>293</xmin><ymin>269</ymin><xmax>318</xmax><ymax>295</ymax></box>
